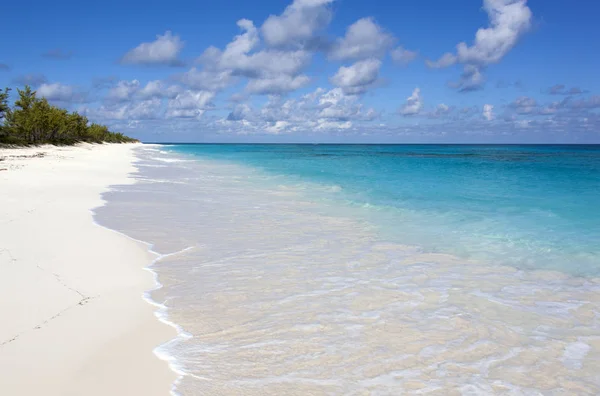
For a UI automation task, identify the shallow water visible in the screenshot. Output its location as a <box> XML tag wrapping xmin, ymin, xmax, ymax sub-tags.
<box><xmin>96</xmin><ymin>145</ymin><xmax>600</xmax><ymax>395</ymax></box>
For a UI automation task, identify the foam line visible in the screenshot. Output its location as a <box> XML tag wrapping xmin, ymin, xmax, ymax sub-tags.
<box><xmin>89</xmin><ymin>146</ymin><xmax>195</xmax><ymax>396</ymax></box>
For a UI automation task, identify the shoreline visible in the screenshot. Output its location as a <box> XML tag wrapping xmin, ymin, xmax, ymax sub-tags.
<box><xmin>113</xmin><ymin>145</ymin><xmax>600</xmax><ymax>393</ymax></box>
<box><xmin>0</xmin><ymin>143</ymin><xmax>176</xmax><ymax>395</ymax></box>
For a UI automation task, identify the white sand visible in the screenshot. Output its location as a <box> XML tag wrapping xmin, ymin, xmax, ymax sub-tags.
<box><xmin>0</xmin><ymin>144</ymin><xmax>175</xmax><ymax>395</ymax></box>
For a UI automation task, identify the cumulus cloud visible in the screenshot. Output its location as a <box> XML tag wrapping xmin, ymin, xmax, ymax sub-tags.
<box><xmin>265</xmin><ymin>120</ymin><xmax>291</xmax><ymax>134</ymax></box>
<box><xmin>483</xmin><ymin>104</ymin><xmax>494</xmax><ymax>120</ymax></box>
<box><xmin>200</xmin><ymin>19</ymin><xmax>260</xmax><ymax>71</ymax></box>
<box><xmin>227</xmin><ymin>104</ymin><xmax>252</xmax><ymax>121</ymax></box>
<box><xmin>84</xmin><ymin>98</ymin><xmax>163</xmax><ymax>121</ymax></box>
<box><xmin>196</xmin><ymin>18</ymin><xmax>312</xmax><ymax>95</ymax></box>
<box><xmin>330</xmin><ymin>58</ymin><xmax>381</xmax><ymax>95</ymax></box>
<box><xmin>317</xmin><ymin>88</ymin><xmax>378</xmax><ymax>120</ymax></box>
<box><xmin>261</xmin><ymin>0</ymin><xmax>334</xmax><ymax>48</ymax></box>
<box><xmin>329</xmin><ymin>17</ymin><xmax>395</xmax><ymax>61</ymax></box>
<box><xmin>245</xmin><ymin>74</ymin><xmax>310</xmax><ymax>94</ymax></box>
<box><xmin>427</xmin><ymin>0</ymin><xmax>532</xmax><ymax>91</ymax></box>
<box><xmin>390</xmin><ymin>46</ymin><xmax>418</xmax><ymax>66</ymax></box>
<box><xmin>139</xmin><ymin>80</ymin><xmax>182</xmax><ymax>99</ymax></box>
<box><xmin>106</xmin><ymin>79</ymin><xmax>182</xmax><ymax>103</ymax></box>
<box><xmin>220</xmin><ymin>87</ymin><xmax>377</xmax><ymax>135</ymax></box>
<box><xmin>37</xmin><ymin>83</ymin><xmax>87</xmax><ymax>103</ymax></box>
<box><xmin>315</xmin><ymin>119</ymin><xmax>352</xmax><ymax>130</ymax></box>
<box><xmin>107</xmin><ymin>80</ymin><xmax>141</xmax><ymax>102</ymax></box>
<box><xmin>121</xmin><ymin>31</ymin><xmax>184</xmax><ymax>66</ymax></box>
<box><xmin>166</xmin><ymin>90</ymin><xmax>215</xmax><ymax>118</ymax></box>
<box><xmin>426</xmin><ymin>53</ymin><xmax>457</xmax><ymax>69</ymax></box>
<box><xmin>178</xmin><ymin>68</ymin><xmax>234</xmax><ymax>92</ymax></box>
<box><xmin>399</xmin><ymin>88</ymin><xmax>423</xmax><ymax>116</ymax></box>
<box><xmin>455</xmin><ymin>0</ymin><xmax>531</xmax><ymax>65</ymax></box>
<box><xmin>509</xmin><ymin>96</ymin><xmax>537</xmax><ymax>114</ymax></box>
<box><xmin>42</xmin><ymin>49</ymin><xmax>73</xmax><ymax>60</ymax></box>
<box><xmin>449</xmin><ymin>64</ymin><xmax>485</xmax><ymax>92</ymax></box>
<box><xmin>429</xmin><ymin>103</ymin><xmax>453</xmax><ymax>118</ymax></box>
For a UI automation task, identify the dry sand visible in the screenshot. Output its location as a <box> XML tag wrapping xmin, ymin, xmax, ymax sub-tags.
<box><xmin>0</xmin><ymin>144</ymin><xmax>176</xmax><ymax>395</ymax></box>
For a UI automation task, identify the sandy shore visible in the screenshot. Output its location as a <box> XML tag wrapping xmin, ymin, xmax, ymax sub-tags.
<box><xmin>0</xmin><ymin>144</ymin><xmax>175</xmax><ymax>395</ymax></box>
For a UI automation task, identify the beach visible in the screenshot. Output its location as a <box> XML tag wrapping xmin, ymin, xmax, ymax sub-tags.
<box><xmin>0</xmin><ymin>144</ymin><xmax>175</xmax><ymax>395</ymax></box>
<box><xmin>2</xmin><ymin>143</ymin><xmax>599</xmax><ymax>395</ymax></box>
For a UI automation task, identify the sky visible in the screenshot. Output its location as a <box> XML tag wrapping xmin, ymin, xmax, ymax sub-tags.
<box><xmin>1</xmin><ymin>0</ymin><xmax>599</xmax><ymax>143</ymax></box>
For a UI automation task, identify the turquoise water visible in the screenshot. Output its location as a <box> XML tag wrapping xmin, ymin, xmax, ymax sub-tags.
<box><xmin>165</xmin><ymin>144</ymin><xmax>600</xmax><ymax>276</ymax></box>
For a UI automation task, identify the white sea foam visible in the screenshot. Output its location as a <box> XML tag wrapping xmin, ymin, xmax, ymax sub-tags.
<box><xmin>562</xmin><ymin>340</ymin><xmax>591</xmax><ymax>370</ymax></box>
<box><xmin>91</xmin><ymin>172</ymin><xmax>197</xmax><ymax>396</ymax></box>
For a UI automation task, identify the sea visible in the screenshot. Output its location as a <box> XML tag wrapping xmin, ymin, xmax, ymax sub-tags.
<box><xmin>95</xmin><ymin>144</ymin><xmax>600</xmax><ymax>395</ymax></box>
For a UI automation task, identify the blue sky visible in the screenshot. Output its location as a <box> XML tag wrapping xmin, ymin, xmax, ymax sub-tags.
<box><xmin>1</xmin><ymin>0</ymin><xmax>599</xmax><ymax>143</ymax></box>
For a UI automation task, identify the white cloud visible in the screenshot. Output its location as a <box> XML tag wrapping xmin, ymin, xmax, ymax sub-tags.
<box><xmin>107</xmin><ymin>79</ymin><xmax>181</xmax><ymax>102</ymax></box>
<box><xmin>37</xmin><ymin>83</ymin><xmax>85</xmax><ymax>102</ymax></box>
<box><xmin>203</xmin><ymin>34</ymin><xmax>311</xmax><ymax>79</ymax></box>
<box><xmin>227</xmin><ymin>104</ymin><xmax>252</xmax><ymax>121</ymax></box>
<box><xmin>246</xmin><ymin>74</ymin><xmax>310</xmax><ymax>95</ymax></box>
<box><xmin>315</xmin><ymin>119</ymin><xmax>352</xmax><ymax>130</ymax></box>
<box><xmin>430</xmin><ymin>103</ymin><xmax>453</xmax><ymax>118</ymax></box>
<box><xmin>265</xmin><ymin>120</ymin><xmax>290</xmax><ymax>134</ymax></box>
<box><xmin>510</xmin><ymin>96</ymin><xmax>537</xmax><ymax>114</ymax></box>
<box><xmin>203</xmin><ymin>19</ymin><xmax>260</xmax><ymax>68</ymax></box>
<box><xmin>261</xmin><ymin>0</ymin><xmax>334</xmax><ymax>47</ymax></box>
<box><xmin>138</xmin><ymin>80</ymin><xmax>182</xmax><ymax>99</ymax></box>
<box><xmin>317</xmin><ymin>88</ymin><xmax>377</xmax><ymax>121</ymax></box>
<box><xmin>483</xmin><ymin>104</ymin><xmax>494</xmax><ymax>120</ymax></box>
<box><xmin>330</xmin><ymin>58</ymin><xmax>381</xmax><ymax>95</ymax></box>
<box><xmin>426</xmin><ymin>52</ymin><xmax>457</xmax><ymax>69</ymax></box>
<box><xmin>399</xmin><ymin>88</ymin><xmax>423</xmax><ymax>116</ymax></box>
<box><xmin>329</xmin><ymin>17</ymin><xmax>395</xmax><ymax>61</ymax></box>
<box><xmin>427</xmin><ymin>0</ymin><xmax>532</xmax><ymax>91</ymax></box>
<box><xmin>456</xmin><ymin>0</ymin><xmax>532</xmax><ymax>65</ymax></box>
<box><xmin>121</xmin><ymin>31</ymin><xmax>184</xmax><ymax>66</ymax></box>
<box><xmin>179</xmin><ymin>68</ymin><xmax>234</xmax><ymax>91</ymax></box>
<box><xmin>107</xmin><ymin>80</ymin><xmax>140</xmax><ymax>102</ymax></box>
<box><xmin>390</xmin><ymin>46</ymin><xmax>418</xmax><ymax>66</ymax></box>
<box><xmin>84</xmin><ymin>98</ymin><xmax>162</xmax><ymax>121</ymax></box>
<box><xmin>221</xmin><ymin>87</ymin><xmax>376</xmax><ymax>134</ymax></box>
<box><xmin>450</xmin><ymin>64</ymin><xmax>485</xmax><ymax>92</ymax></box>
<box><xmin>166</xmin><ymin>90</ymin><xmax>215</xmax><ymax>118</ymax></box>
<box><xmin>196</xmin><ymin>18</ymin><xmax>313</xmax><ymax>95</ymax></box>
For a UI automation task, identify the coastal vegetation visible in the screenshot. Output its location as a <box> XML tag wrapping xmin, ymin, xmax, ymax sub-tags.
<box><xmin>0</xmin><ymin>86</ymin><xmax>137</xmax><ymax>145</ymax></box>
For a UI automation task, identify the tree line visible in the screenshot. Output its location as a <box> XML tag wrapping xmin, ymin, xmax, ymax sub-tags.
<box><xmin>0</xmin><ymin>86</ymin><xmax>137</xmax><ymax>145</ymax></box>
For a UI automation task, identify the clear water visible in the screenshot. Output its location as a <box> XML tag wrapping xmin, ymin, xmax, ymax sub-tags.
<box><xmin>167</xmin><ymin>144</ymin><xmax>600</xmax><ymax>276</ymax></box>
<box><xmin>95</xmin><ymin>144</ymin><xmax>600</xmax><ymax>395</ymax></box>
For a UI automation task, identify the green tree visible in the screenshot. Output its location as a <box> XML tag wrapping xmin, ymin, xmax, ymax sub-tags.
<box><xmin>1</xmin><ymin>84</ymin><xmax>137</xmax><ymax>146</ymax></box>
<box><xmin>0</xmin><ymin>87</ymin><xmax>10</xmax><ymax>121</ymax></box>
<box><xmin>0</xmin><ymin>88</ymin><xmax>11</xmax><ymax>142</ymax></box>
